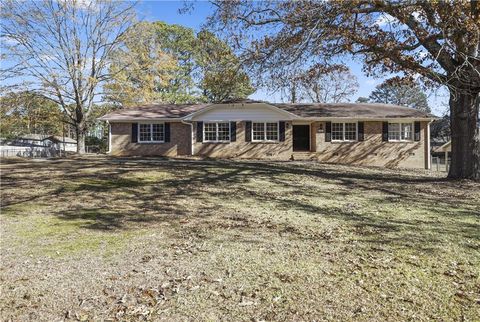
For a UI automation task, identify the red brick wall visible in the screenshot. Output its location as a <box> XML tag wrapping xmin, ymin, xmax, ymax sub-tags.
<box><xmin>193</xmin><ymin>121</ymin><xmax>293</xmax><ymax>160</ymax></box>
<box><xmin>110</xmin><ymin>122</ymin><xmax>191</xmax><ymax>157</ymax></box>
<box><xmin>313</xmin><ymin>121</ymin><xmax>428</xmax><ymax>169</ymax></box>
<box><xmin>109</xmin><ymin>120</ymin><xmax>429</xmax><ymax>169</ymax></box>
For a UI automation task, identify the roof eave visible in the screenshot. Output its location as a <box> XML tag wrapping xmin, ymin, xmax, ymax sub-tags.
<box><xmin>97</xmin><ymin>117</ymin><xmax>184</xmax><ymax>122</ymax></box>
<box><xmin>294</xmin><ymin>116</ymin><xmax>436</xmax><ymax>121</ymax></box>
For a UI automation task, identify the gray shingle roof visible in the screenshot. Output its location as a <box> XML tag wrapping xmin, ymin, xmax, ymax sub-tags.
<box><xmin>50</xmin><ymin>136</ymin><xmax>77</xmax><ymax>144</ymax></box>
<box><xmin>98</xmin><ymin>104</ymin><xmax>209</xmax><ymax>121</ymax></box>
<box><xmin>17</xmin><ymin>134</ymin><xmax>51</xmax><ymax>140</ymax></box>
<box><xmin>272</xmin><ymin>102</ymin><xmax>433</xmax><ymax>118</ymax></box>
<box><xmin>16</xmin><ymin>134</ymin><xmax>77</xmax><ymax>143</ymax></box>
<box><xmin>99</xmin><ymin>101</ymin><xmax>434</xmax><ymax>121</ymax></box>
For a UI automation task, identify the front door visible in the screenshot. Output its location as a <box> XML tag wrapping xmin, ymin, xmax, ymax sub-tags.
<box><xmin>293</xmin><ymin>125</ymin><xmax>310</xmax><ymax>151</ymax></box>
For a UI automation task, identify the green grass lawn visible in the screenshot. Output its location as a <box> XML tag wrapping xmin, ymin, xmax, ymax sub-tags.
<box><xmin>1</xmin><ymin>156</ymin><xmax>479</xmax><ymax>321</ymax></box>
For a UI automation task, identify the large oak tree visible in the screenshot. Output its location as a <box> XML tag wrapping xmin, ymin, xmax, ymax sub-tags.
<box><xmin>210</xmin><ymin>0</ymin><xmax>480</xmax><ymax>179</ymax></box>
<box><xmin>1</xmin><ymin>0</ymin><xmax>136</xmax><ymax>153</ymax></box>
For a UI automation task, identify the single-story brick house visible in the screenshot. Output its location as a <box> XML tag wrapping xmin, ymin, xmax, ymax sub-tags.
<box><xmin>99</xmin><ymin>99</ymin><xmax>435</xmax><ymax>169</ymax></box>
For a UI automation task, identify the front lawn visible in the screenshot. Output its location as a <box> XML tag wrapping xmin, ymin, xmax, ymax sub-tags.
<box><xmin>1</xmin><ymin>157</ymin><xmax>479</xmax><ymax>321</ymax></box>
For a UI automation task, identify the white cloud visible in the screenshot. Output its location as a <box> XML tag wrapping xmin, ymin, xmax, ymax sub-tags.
<box><xmin>412</xmin><ymin>11</ymin><xmax>425</xmax><ymax>22</ymax></box>
<box><xmin>417</xmin><ymin>50</ymin><xmax>429</xmax><ymax>59</ymax></box>
<box><xmin>40</xmin><ymin>54</ymin><xmax>55</xmax><ymax>61</ymax></box>
<box><xmin>57</xmin><ymin>0</ymin><xmax>97</xmax><ymax>11</ymax></box>
<box><xmin>374</xmin><ymin>14</ymin><xmax>398</xmax><ymax>27</ymax></box>
<box><xmin>412</xmin><ymin>73</ymin><xmax>422</xmax><ymax>81</ymax></box>
<box><xmin>2</xmin><ymin>37</ymin><xmax>19</xmax><ymax>46</ymax></box>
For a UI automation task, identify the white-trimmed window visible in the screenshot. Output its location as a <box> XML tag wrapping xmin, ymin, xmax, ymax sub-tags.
<box><xmin>252</xmin><ymin>122</ymin><xmax>279</xmax><ymax>142</ymax></box>
<box><xmin>203</xmin><ymin>122</ymin><xmax>230</xmax><ymax>142</ymax></box>
<box><xmin>332</xmin><ymin>122</ymin><xmax>357</xmax><ymax>141</ymax></box>
<box><xmin>388</xmin><ymin>122</ymin><xmax>413</xmax><ymax>141</ymax></box>
<box><xmin>139</xmin><ymin>123</ymin><xmax>164</xmax><ymax>142</ymax></box>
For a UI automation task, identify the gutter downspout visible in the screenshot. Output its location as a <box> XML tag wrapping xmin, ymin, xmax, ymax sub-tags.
<box><xmin>107</xmin><ymin>120</ymin><xmax>111</xmax><ymax>154</ymax></box>
<box><xmin>181</xmin><ymin>120</ymin><xmax>194</xmax><ymax>156</ymax></box>
<box><xmin>426</xmin><ymin>120</ymin><xmax>433</xmax><ymax>170</ymax></box>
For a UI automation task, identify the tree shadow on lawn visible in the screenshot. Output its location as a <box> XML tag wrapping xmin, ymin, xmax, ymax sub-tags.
<box><xmin>234</xmin><ymin>185</ymin><xmax>480</xmax><ymax>248</ymax></box>
<box><xmin>1</xmin><ymin>157</ymin><xmax>478</xmax><ymax>252</ymax></box>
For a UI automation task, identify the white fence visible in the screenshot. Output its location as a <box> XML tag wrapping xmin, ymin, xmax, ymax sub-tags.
<box><xmin>0</xmin><ymin>146</ymin><xmax>64</xmax><ymax>158</ymax></box>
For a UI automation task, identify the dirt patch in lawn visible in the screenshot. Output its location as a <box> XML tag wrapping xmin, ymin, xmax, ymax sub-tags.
<box><xmin>1</xmin><ymin>156</ymin><xmax>479</xmax><ymax>321</ymax></box>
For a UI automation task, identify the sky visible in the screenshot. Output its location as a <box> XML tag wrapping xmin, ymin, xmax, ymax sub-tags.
<box><xmin>137</xmin><ymin>0</ymin><xmax>449</xmax><ymax>116</ymax></box>
<box><xmin>1</xmin><ymin>0</ymin><xmax>448</xmax><ymax>115</ymax></box>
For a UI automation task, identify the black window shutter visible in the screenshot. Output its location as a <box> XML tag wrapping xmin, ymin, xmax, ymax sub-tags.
<box><xmin>325</xmin><ymin>122</ymin><xmax>332</xmax><ymax>142</ymax></box>
<box><xmin>245</xmin><ymin>121</ymin><xmax>252</xmax><ymax>142</ymax></box>
<box><xmin>414</xmin><ymin>121</ymin><xmax>421</xmax><ymax>141</ymax></box>
<box><xmin>230</xmin><ymin>121</ymin><xmax>236</xmax><ymax>142</ymax></box>
<box><xmin>196</xmin><ymin>122</ymin><xmax>203</xmax><ymax>142</ymax></box>
<box><xmin>164</xmin><ymin>122</ymin><xmax>170</xmax><ymax>142</ymax></box>
<box><xmin>357</xmin><ymin>122</ymin><xmax>364</xmax><ymax>141</ymax></box>
<box><xmin>131</xmin><ymin>123</ymin><xmax>138</xmax><ymax>143</ymax></box>
<box><xmin>279</xmin><ymin>121</ymin><xmax>286</xmax><ymax>142</ymax></box>
<box><xmin>382</xmin><ymin>122</ymin><xmax>389</xmax><ymax>142</ymax></box>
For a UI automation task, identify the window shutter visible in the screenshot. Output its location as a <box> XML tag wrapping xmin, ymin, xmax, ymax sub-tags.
<box><xmin>325</xmin><ymin>122</ymin><xmax>332</xmax><ymax>142</ymax></box>
<box><xmin>131</xmin><ymin>123</ymin><xmax>138</xmax><ymax>143</ymax></box>
<box><xmin>230</xmin><ymin>121</ymin><xmax>236</xmax><ymax>142</ymax></box>
<box><xmin>164</xmin><ymin>123</ymin><xmax>170</xmax><ymax>142</ymax></box>
<box><xmin>382</xmin><ymin>122</ymin><xmax>389</xmax><ymax>142</ymax></box>
<box><xmin>279</xmin><ymin>121</ymin><xmax>286</xmax><ymax>142</ymax></box>
<box><xmin>196</xmin><ymin>122</ymin><xmax>203</xmax><ymax>143</ymax></box>
<box><xmin>357</xmin><ymin>122</ymin><xmax>364</xmax><ymax>141</ymax></box>
<box><xmin>245</xmin><ymin>121</ymin><xmax>252</xmax><ymax>142</ymax></box>
<box><xmin>414</xmin><ymin>121</ymin><xmax>421</xmax><ymax>141</ymax></box>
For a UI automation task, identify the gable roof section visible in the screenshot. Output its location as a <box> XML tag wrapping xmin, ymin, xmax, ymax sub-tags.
<box><xmin>17</xmin><ymin>134</ymin><xmax>51</xmax><ymax>141</ymax></box>
<box><xmin>14</xmin><ymin>134</ymin><xmax>77</xmax><ymax>143</ymax></box>
<box><xmin>98</xmin><ymin>101</ymin><xmax>434</xmax><ymax>121</ymax></box>
<box><xmin>50</xmin><ymin>136</ymin><xmax>77</xmax><ymax>144</ymax></box>
<box><xmin>98</xmin><ymin>103</ymin><xmax>210</xmax><ymax>121</ymax></box>
<box><xmin>183</xmin><ymin>102</ymin><xmax>299</xmax><ymax>121</ymax></box>
<box><xmin>272</xmin><ymin>103</ymin><xmax>433</xmax><ymax>119</ymax></box>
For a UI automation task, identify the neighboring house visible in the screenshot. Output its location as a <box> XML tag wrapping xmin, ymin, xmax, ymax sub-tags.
<box><xmin>433</xmin><ymin>141</ymin><xmax>451</xmax><ymax>157</ymax></box>
<box><xmin>11</xmin><ymin>134</ymin><xmax>77</xmax><ymax>152</ymax></box>
<box><xmin>431</xmin><ymin>138</ymin><xmax>450</xmax><ymax>158</ymax></box>
<box><xmin>12</xmin><ymin>134</ymin><xmax>53</xmax><ymax>147</ymax></box>
<box><xmin>432</xmin><ymin>140</ymin><xmax>451</xmax><ymax>171</ymax></box>
<box><xmin>99</xmin><ymin>99</ymin><xmax>435</xmax><ymax>169</ymax></box>
<box><xmin>49</xmin><ymin>136</ymin><xmax>78</xmax><ymax>152</ymax></box>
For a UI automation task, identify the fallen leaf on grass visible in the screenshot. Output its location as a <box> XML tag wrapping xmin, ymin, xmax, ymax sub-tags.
<box><xmin>239</xmin><ymin>298</ymin><xmax>256</xmax><ymax>306</ymax></box>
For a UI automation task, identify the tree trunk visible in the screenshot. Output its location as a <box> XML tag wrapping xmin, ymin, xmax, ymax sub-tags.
<box><xmin>291</xmin><ymin>83</ymin><xmax>297</xmax><ymax>103</ymax></box>
<box><xmin>76</xmin><ymin>127</ymin><xmax>86</xmax><ymax>154</ymax></box>
<box><xmin>448</xmin><ymin>91</ymin><xmax>480</xmax><ymax>180</ymax></box>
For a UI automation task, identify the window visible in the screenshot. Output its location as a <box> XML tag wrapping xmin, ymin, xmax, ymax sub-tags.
<box><xmin>388</xmin><ymin>122</ymin><xmax>413</xmax><ymax>141</ymax></box>
<box><xmin>252</xmin><ymin>122</ymin><xmax>278</xmax><ymax>141</ymax></box>
<box><xmin>401</xmin><ymin>123</ymin><xmax>413</xmax><ymax>141</ymax></box>
<box><xmin>204</xmin><ymin>123</ymin><xmax>217</xmax><ymax>141</ymax></box>
<box><xmin>152</xmin><ymin>124</ymin><xmax>164</xmax><ymax>141</ymax></box>
<box><xmin>217</xmin><ymin>122</ymin><xmax>230</xmax><ymax>141</ymax></box>
<box><xmin>344</xmin><ymin>123</ymin><xmax>357</xmax><ymax>141</ymax></box>
<box><xmin>203</xmin><ymin>122</ymin><xmax>230</xmax><ymax>142</ymax></box>
<box><xmin>139</xmin><ymin>123</ymin><xmax>165</xmax><ymax>142</ymax></box>
<box><xmin>332</xmin><ymin>123</ymin><xmax>344</xmax><ymax>141</ymax></box>
<box><xmin>266</xmin><ymin>123</ymin><xmax>279</xmax><ymax>141</ymax></box>
<box><xmin>139</xmin><ymin>124</ymin><xmax>150</xmax><ymax>142</ymax></box>
<box><xmin>331</xmin><ymin>122</ymin><xmax>357</xmax><ymax>141</ymax></box>
<box><xmin>252</xmin><ymin>122</ymin><xmax>265</xmax><ymax>141</ymax></box>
